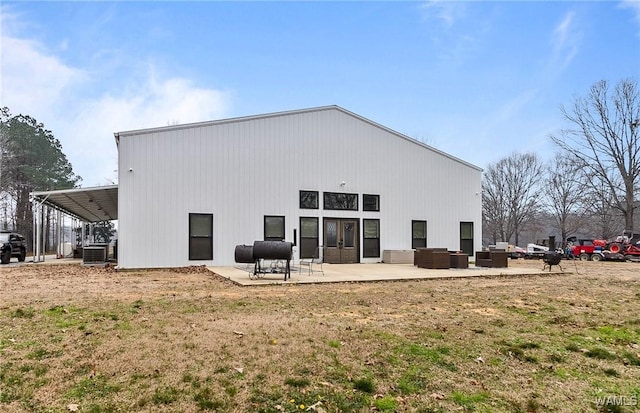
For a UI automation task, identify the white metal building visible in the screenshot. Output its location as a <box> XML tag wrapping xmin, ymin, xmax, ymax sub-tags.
<box><xmin>114</xmin><ymin>105</ymin><xmax>482</xmax><ymax>269</ymax></box>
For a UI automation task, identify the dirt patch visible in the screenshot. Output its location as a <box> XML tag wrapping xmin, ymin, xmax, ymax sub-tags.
<box><xmin>0</xmin><ymin>264</ymin><xmax>242</xmax><ymax>306</ymax></box>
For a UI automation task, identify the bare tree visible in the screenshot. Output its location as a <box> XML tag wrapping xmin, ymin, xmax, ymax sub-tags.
<box><xmin>482</xmin><ymin>163</ymin><xmax>509</xmax><ymax>244</ymax></box>
<box><xmin>550</xmin><ymin>78</ymin><xmax>640</xmax><ymax>231</ymax></box>
<box><xmin>482</xmin><ymin>152</ymin><xmax>545</xmax><ymax>246</ymax></box>
<box><xmin>582</xmin><ymin>180</ymin><xmax>621</xmax><ymax>239</ymax></box>
<box><xmin>543</xmin><ymin>153</ymin><xmax>588</xmax><ymax>242</ymax></box>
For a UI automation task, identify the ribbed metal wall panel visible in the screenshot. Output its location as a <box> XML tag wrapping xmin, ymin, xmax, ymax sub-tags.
<box><xmin>117</xmin><ymin>107</ymin><xmax>482</xmax><ymax>268</ymax></box>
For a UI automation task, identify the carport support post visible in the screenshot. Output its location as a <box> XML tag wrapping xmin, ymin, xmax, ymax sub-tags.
<box><xmin>56</xmin><ymin>210</ymin><xmax>62</xmax><ymax>258</ymax></box>
<box><xmin>81</xmin><ymin>221</ymin><xmax>89</xmax><ymax>248</ymax></box>
<box><xmin>32</xmin><ymin>197</ymin><xmax>42</xmax><ymax>262</ymax></box>
<box><xmin>32</xmin><ymin>196</ymin><xmax>36</xmax><ymax>262</ymax></box>
<box><xmin>30</xmin><ymin>193</ymin><xmax>48</xmax><ymax>263</ymax></box>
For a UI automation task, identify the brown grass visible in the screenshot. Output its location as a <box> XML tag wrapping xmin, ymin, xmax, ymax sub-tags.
<box><xmin>1</xmin><ymin>259</ymin><xmax>639</xmax><ymax>412</ymax></box>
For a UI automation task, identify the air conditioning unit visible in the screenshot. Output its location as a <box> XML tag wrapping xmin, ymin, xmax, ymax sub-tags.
<box><xmin>82</xmin><ymin>245</ymin><xmax>107</xmax><ymax>266</ymax></box>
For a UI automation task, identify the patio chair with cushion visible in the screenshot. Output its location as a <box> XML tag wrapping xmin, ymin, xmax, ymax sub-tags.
<box><xmin>299</xmin><ymin>246</ymin><xmax>324</xmax><ymax>276</ymax></box>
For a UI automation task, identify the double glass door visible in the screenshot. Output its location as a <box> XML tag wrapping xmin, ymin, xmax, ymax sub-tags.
<box><xmin>323</xmin><ymin>218</ymin><xmax>359</xmax><ymax>264</ymax></box>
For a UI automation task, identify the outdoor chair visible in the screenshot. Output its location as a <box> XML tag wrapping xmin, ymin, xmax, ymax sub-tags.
<box><xmin>299</xmin><ymin>246</ymin><xmax>324</xmax><ymax>276</ymax></box>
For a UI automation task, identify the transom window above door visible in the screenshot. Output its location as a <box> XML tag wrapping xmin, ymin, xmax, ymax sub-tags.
<box><xmin>323</xmin><ymin>192</ymin><xmax>358</xmax><ymax>210</ymax></box>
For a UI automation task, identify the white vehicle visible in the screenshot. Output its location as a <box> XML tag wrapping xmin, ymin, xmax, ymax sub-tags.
<box><xmin>525</xmin><ymin>243</ymin><xmax>548</xmax><ymax>259</ymax></box>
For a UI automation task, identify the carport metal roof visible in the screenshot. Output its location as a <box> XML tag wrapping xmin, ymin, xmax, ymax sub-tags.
<box><xmin>31</xmin><ymin>185</ymin><xmax>118</xmax><ymax>222</ymax></box>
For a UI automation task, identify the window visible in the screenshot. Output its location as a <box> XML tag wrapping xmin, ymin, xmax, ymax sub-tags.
<box><xmin>363</xmin><ymin>219</ymin><xmax>380</xmax><ymax>258</ymax></box>
<box><xmin>460</xmin><ymin>222</ymin><xmax>474</xmax><ymax>256</ymax></box>
<box><xmin>323</xmin><ymin>192</ymin><xmax>358</xmax><ymax>210</ymax></box>
<box><xmin>189</xmin><ymin>213</ymin><xmax>213</xmax><ymax>260</ymax></box>
<box><xmin>299</xmin><ymin>217</ymin><xmax>319</xmax><ymax>258</ymax></box>
<box><xmin>264</xmin><ymin>216</ymin><xmax>285</xmax><ymax>241</ymax></box>
<box><xmin>300</xmin><ymin>190</ymin><xmax>319</xmax><ymax>209</ymax></box>
<box><xmin>412</xmin><ymin>220</ymin><xmax>427</xmax><ymax>249</ymax></box>
<box><xmin>363</xmin><ymin>194</ymin><xmax>380</xmax><ymax>211</ymax></box>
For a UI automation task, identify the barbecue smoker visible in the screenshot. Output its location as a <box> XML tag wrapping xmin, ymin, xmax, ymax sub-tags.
<box><xmin>234</xmin><ymin>241</ymin><xmax>293</xmax><ymax>280</ymax></box>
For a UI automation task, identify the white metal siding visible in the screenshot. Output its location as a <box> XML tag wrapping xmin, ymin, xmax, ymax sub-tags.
<box><xmin>117</xmin><ymin>107</ymin><xmax>482</xmax><ymax>268</ymax></box>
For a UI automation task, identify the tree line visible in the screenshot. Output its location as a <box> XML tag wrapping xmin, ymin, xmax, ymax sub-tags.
<box><xmin>0</xmin><ymin>107</ymin><xmax>116</xmax><ymax>252</ymax></box>
<box><xmin>2</xmin><ymin>79</ymin><xmax>637</xmax><ymax>252</ymax></box>
<box><xmin>483</xmin><ymin>78</ymin><xmax>640</xmax><ymax>247</ymax></box>
<box><xmin>0</xmin><ymin>107</ymin><xmax>82</xmax><ymax>250</ymax></box>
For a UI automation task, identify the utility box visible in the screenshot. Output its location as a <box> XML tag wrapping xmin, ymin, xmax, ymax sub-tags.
<box><xmin>83</xmin><ymin>244</ymin><xmax>108</xmax><ymax>266</ymax></box>
<box><xmin>383</xmin><ymin>250</ymin><xmax>414</xmax><ymax>264</ymax></box>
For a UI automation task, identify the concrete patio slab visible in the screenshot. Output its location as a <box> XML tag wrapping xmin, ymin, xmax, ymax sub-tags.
<box><xmin>18</xmin><ymin>257</ymin><xmax>566</xmax><ymax>285</ymax></box>
<box><xmin>210</xmin><ymin>262</ymin><xmax>566</xmax><ymax>286</ymax></box>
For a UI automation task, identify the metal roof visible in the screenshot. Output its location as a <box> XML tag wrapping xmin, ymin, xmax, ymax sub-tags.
<box><xmin>31</xmin><ymin>185</ymin><xmax>118</xmax><ymax>222</ymax></box>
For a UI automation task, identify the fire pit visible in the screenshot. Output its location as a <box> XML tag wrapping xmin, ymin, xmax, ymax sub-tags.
<box><xmin>542</xmin><ymin>251</ymin><xmax>563</xmax><ymax>272</ymax></box>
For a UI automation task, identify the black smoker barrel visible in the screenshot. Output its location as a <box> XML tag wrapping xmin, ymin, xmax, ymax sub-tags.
<box><xmin>234</xmin><ymin>245</ymin><xmax>255</xmax><ymax>264</ymax></box>
<box><xmin>252</xmin><ymin>241</ymin><xmax>293</xmax><ymax>281</ymax></box>
<box><xmin>252</xmin><ymin>241</ymin><xmax>293</xmax><ymax>260</ymax></box>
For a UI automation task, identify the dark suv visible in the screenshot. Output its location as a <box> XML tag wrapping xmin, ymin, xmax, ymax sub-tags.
<box><xmin>0</xmin><ymin>231</ymin><xmax>27</xmax><ymax>264</ymax></box>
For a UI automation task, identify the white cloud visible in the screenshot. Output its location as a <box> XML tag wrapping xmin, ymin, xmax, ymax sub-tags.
<box><xmin>550</xmin><ymin>11</ymin><xmax>581</xmax><ymax>73</ymax></box>
<box><xmin>68</xmin><ymin>76</ymin><xmax>230</xmax><ymax>186</ymax></box>
<box><xmin>494</xmin><ymin>89</ymin><xmax>540</xmax><ymax>125</ymax></box>
<box><xmin>1</xmin><ymin>9</ymin><xmax>231</xmax><ymax>188</ymax></box>
<box><xmin>419</xmin><ymin>0</ymin><xmax>467</xmax><ymax>28</ymax></box>
<box><xmin>0</xmin><ymin>36</ymin><xmax>88</xmax><ymax>115</ymax></box>
<box><xmin>619</xmin><ymin>0</ymin><xmax>640</xmax><ymax>34</ymax></box>
<box><xmin>417</xmin><ymin>1</ymin><xmax>488</xmax><ymax>67</ymax></box>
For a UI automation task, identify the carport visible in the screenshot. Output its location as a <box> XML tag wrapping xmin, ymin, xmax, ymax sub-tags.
<box><xmin>30</xmin><ymin>185</ymin><xmax>118</xmax><ymax>261</ymax></box>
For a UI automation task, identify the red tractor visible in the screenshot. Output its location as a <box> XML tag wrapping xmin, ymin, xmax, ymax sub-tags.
<box><xmin>606</xmin><ymin>230</ymin><xmax>640</xmax><ymax>259</ymax></box>
<box><xmin>566</xmin><ymin>231</ymin><xmax>640</xmax><ymax>261</ymax></box>
<box><xmin>566</xmin><ymin>238</ymin><xmax>621</xmax><ymax>261</ymax></box>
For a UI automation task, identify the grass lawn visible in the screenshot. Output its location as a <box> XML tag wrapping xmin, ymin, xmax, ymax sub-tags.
<box><xmin>0</xmin><ymin>260</ymin><xmax>639</xmax><ymax>412</ymax></box>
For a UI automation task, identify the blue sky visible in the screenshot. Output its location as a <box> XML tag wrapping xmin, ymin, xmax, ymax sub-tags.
<box><xmin>1</xmin><ymin>1</ymin><xmax>639</xmax><ymax>187</ymax></box>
